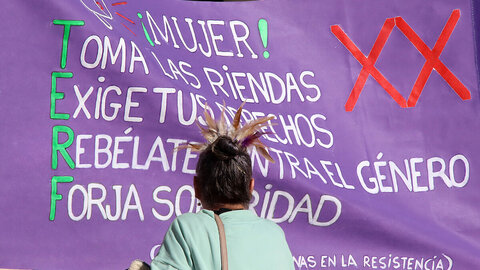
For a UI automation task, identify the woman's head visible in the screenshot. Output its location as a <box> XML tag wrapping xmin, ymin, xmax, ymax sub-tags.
<box><xmin>184</xmin><ymin>102</ymin><xmax>274</xmax><ymax>209</ymax></box>
<box><xmin>195</xmin><ymin>135</ymin><xmax>253</xmax><ymax>209</ymax></box>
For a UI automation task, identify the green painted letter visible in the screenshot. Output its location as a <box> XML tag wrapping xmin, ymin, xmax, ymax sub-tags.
<box><xmin>51</xmin><ymin>72</ymin><xmax>73</xmax><ymax>120</ymax></box>
<box><xmin>53</xmin><ymin>20</ymin><xmax>85</xmax><ymax>69</ymax></box>
<box><xmin>52</xmin><ymin>125</ymin><xmax>75</xmax><ymax>169</ymax></box>
<box><xmin>49</xmin><ymin>176</ymin><xmax>74</xmax><ymax>221</ymax></box>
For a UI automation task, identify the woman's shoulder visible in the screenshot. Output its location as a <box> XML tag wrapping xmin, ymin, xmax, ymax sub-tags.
<box><xmin>219</xmin><ymin>210</ymin><xmax>286</xmax><ymax>234</ymax></box>
<box><xmin>252</xmin><ymin>214</ymin><xmax>287</xmax><ymax>236</ymax></box>
<box><xmin>170</xmin><ymin>210</ymin><xmax>215</xmax><ymax>229</ymax></box>
<box><xmin>172</xmin><ymin>209</ymin><xmax>285</xmax><ymax>236</ymax></box>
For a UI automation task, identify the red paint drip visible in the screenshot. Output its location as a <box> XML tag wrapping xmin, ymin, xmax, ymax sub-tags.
<box><xmin>121</xmin><ymin>23</ymin><xmax>136</xmax><ymax>36</ymax></box>
<box><xmin>112</xmin><ymin>1</ymin><xmax>127</xmax><ymax>6</ymax></box>
<box><xmin>116</xmin><ymin>12</ymin><xmax>135</xmax><ymax>24</ymax></box>
<box><xmin>96</xmin><ymin>1</ymin><xmax>104</xmax><ymax>10</ymax></box>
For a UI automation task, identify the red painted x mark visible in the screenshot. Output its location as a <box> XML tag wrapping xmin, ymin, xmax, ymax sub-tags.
<box><xmin>331</xmin><ymin>19</ymin><xmax>407</xmax><ymax>111</ymax></box>
<box><xmin>331</xmin><ymin>9</ymin><xmax>471</xmax><ymax>111</ymax></box>
<box><xmin>395</xmin><ymin>9</ymin><xmax>471</xmax><ymax>106</ymax></box>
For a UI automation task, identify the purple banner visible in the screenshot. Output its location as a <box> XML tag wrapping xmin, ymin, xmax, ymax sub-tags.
<box><xmin>1</xmin><ymin>0</ymin><xmax>479</xmax><ymax>269</ymax></box>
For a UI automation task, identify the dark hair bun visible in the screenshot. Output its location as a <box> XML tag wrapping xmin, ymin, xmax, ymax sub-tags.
<box><xmin>211</xmin><ymin>136</ymin><xmax>241</xmax><ymax>160</ymax></box>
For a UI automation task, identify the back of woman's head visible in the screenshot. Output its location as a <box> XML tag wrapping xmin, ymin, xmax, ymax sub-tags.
<box><xmin>195</xmin><ymin>135</ymin><xmax>252</xmax><ymax>208</ymax></box>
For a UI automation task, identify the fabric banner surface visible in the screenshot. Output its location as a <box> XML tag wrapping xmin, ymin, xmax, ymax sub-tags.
<box><xmin>0</xmin><ymin>0</ymin><xmax>479</xmax><ymax>269</ymax></box>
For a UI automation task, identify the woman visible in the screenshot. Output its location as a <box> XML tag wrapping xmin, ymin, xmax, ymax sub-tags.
<box><xmin>151</xmin><ymin>104</ymin><xmax>294</xmax><ymax>270</ymax></box>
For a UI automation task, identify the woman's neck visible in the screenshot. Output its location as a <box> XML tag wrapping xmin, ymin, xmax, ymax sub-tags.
<box><xmin>208</xmin><ymin>203</ymin><xmax>246</xmax><ymax>211</ymax></box>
